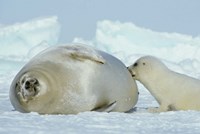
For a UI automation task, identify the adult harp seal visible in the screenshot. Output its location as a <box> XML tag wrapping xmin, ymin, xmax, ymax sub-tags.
<box><xmin>10</xmin><ymin>44</ymin><xmax>138</xmax><ymax>114</ymax></box>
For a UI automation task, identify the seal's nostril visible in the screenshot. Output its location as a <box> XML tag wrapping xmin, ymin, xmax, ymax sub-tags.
<box><xmin>29</xmin><ymin>79</ymin><xmax>35</xmax><ymax>83</ymax></box>
<box><xmin>25</xmin><ymin>81</ymin><xmax>30</xmax><ymax>89</ymax></box>
<box><xmin>33</xmin><ymin>79</ymin><xmax>38</xmax><ymax>85</ymax></box>
<box><xmin>29</xmin><ymin>78</ymin><xmax>38</xmax><ymax>85</ymax></box>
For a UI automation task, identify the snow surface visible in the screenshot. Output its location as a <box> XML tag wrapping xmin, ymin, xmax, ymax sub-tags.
<box><xmin>1</xmin><ymin>17</ymin><xmax>200</xmax><ymax>134</ymax></box>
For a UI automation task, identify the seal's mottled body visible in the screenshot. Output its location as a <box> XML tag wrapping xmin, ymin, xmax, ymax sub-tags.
<box><xmin>10</xmin><ymin>44</ymin><xmax>138</xmax><ymax>114</ymax></box>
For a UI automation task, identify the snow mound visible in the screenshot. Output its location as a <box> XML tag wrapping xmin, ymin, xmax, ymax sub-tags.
<box><xmin>74</xmin><ymin>20</ymin><xmax>200</xmax><ymax>61</ymax></box>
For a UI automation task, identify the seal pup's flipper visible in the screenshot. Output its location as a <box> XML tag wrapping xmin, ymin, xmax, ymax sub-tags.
<box><xmin>62</xmin><ymin>45</ymin><xmax>106</xmax><ymax>64</ymax></box>
<box><xmin>91</xmin><ymin>101</ymin><xmax>117</xmax><ymax>112</ymax></box>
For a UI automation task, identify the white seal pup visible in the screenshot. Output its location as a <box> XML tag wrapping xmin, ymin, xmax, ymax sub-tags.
<box><xmin>10</xmin><ymin>44</ymin><xmax>138</xmax><ymax>114</ymax></box>
<box><xmin>128</xmin><ymin>55</ymin><xmax>200</xmax><ymax>112</ymax></box>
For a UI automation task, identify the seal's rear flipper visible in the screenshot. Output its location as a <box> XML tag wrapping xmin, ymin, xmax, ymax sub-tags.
<box><xmin>62</xmin><ymin>45</ymin><xmax>106</xmax><ymax>64</ymax></box>
<box><xmin>91</xmin><ymin>101</ymin><xmax>117</xmax><ymax>112</ymax></box>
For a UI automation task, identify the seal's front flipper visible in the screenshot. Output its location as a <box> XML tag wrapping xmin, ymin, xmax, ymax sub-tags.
<box><xmin>63</xmin><ymin>45</ymin><xmax>106</xmax><ymax>64</ymax></box>
<box><xmin>91</xmin><ymin>101</ymin><xmax>117</xmax><ymax>112</ymax></box>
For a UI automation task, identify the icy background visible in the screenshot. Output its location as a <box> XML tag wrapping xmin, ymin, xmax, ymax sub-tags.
<box><xmin>1</xmin><ymin>16</ymin><xmax>200</xmax><ymax>133</ymax></box>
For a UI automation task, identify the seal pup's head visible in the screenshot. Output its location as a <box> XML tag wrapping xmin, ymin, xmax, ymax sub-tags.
<box><xmin>127</xmin><ymin>56</ymin><xmax>169</xmax><ymax>82</ymax></box>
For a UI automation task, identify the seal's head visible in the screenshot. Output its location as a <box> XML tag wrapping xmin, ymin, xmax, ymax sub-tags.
<box><xmin>127</xmin><ymin>56</ymin><xmax>168</xmax><ymax>82</ymax></box>
<box><xmin>10</xmin><ymin>69</ymin><xmax>55</xmax><ymax>113</ymax></box>
<box><xmin>15</xmin><ymin>73</ymin><xmax>40</xmax><ymax>103</ymax></box>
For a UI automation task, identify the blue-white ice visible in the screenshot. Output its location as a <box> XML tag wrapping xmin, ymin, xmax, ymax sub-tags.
<box><xmin>0</xmin><ymin>16</ymin><xmax>60</xmax><ymax>75</ymax></box>
<box><xmin>1</xmin><ymin>16</ymin><xmax>200</xmax><ymax>134</ymax></box>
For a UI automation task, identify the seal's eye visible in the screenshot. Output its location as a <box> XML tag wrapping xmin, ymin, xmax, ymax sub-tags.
<box><xmin>15</xmin><ymin>82</ymin><xmax>19</xmax><ymax>88</ymax></box>
<box><xmin>21</xmin><ymin>78</ymin><xmax>25</xmax><ymax>84</ymax></box>
<box><xmin>143</xmin><ymin>62</ymin><xmax>146</xmax><ymax>65</ymax></box>
<box><xmin>133</xmin><ymin>63</ymin><xmax>138</xmax><ymax>67</ymax></box>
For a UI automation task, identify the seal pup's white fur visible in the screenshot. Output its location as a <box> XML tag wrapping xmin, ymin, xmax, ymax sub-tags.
<box><xmin>128</xmin><ymin>56</ymin><xmax>200</xmax><ymax>112</ymax></box>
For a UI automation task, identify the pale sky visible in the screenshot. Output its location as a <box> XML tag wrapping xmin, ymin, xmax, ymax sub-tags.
<box><xmin>0</xmin><ymin>0</ymin><xmax>200</xmax><ymax>43</ymax></box>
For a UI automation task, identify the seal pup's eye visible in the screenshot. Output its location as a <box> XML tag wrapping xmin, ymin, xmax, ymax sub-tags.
<box><xmin>133</xmin><ymin>63</ymin><xmax>138</xmax><ymax>67</ymax></box>
<box><xmin>143</xmin><ymin>63</ymin><xmax>146</xmax><ymax>65</ymax></box>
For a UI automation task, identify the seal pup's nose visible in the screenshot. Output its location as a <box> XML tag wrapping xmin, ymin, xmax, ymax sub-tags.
<box><xmin>127</xmin><ymin>67</ymin><xmax>136</xmax><ymax>77</ymax></box>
